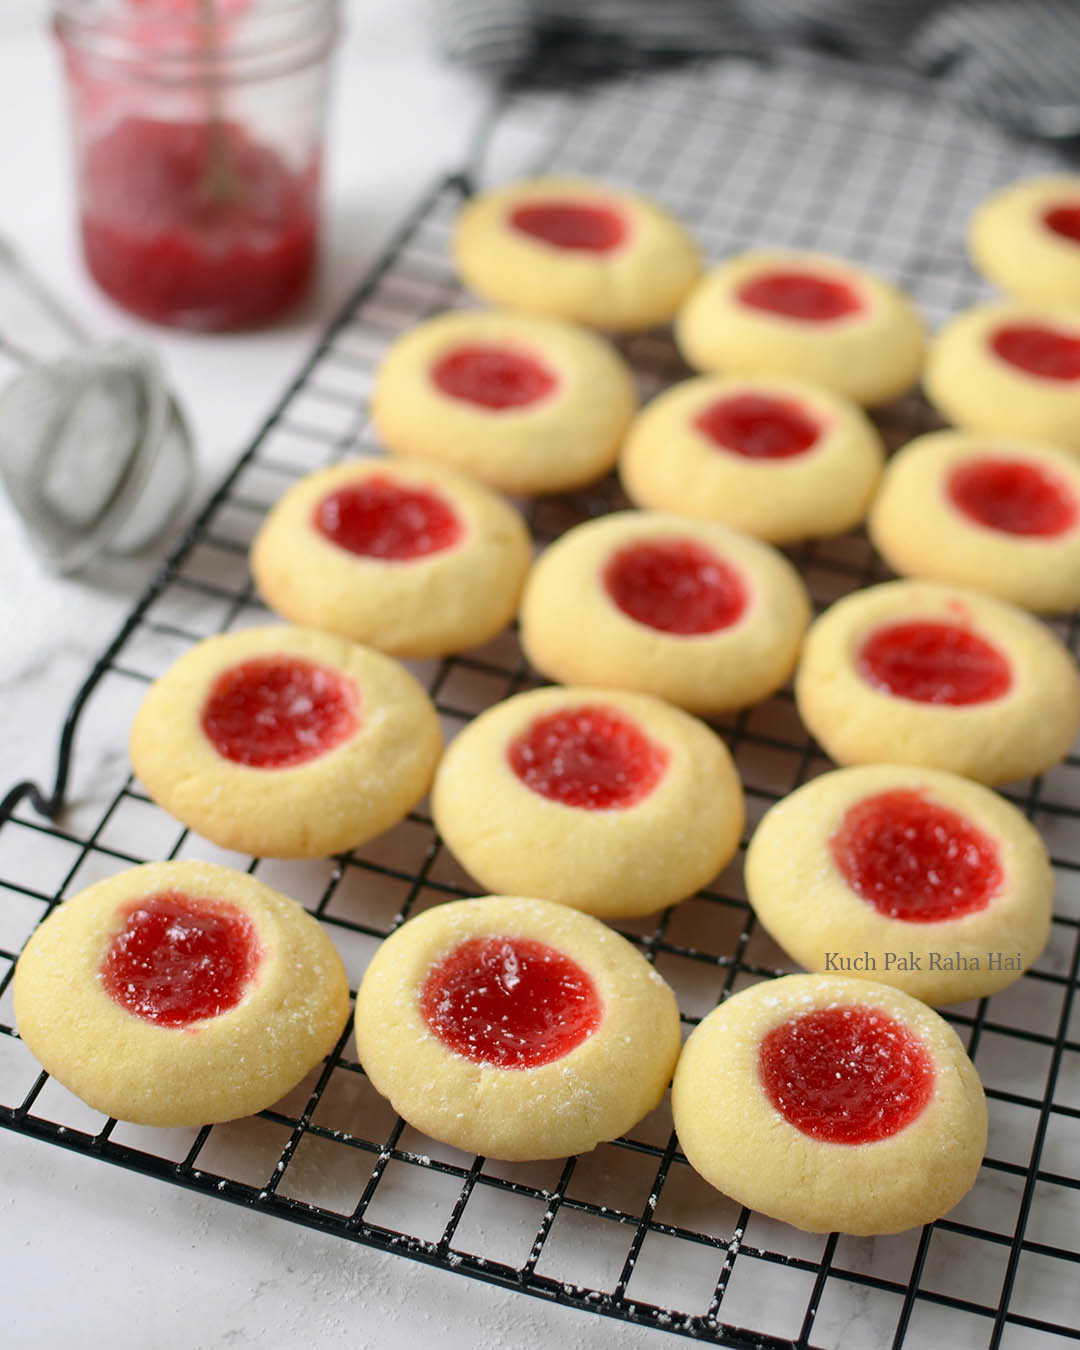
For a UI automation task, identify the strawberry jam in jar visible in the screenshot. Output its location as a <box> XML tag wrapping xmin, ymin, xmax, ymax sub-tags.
<box><xmin>54</xmin><ymin>1</ymin><xmax>338</xmax><ymax>330</ymax></box>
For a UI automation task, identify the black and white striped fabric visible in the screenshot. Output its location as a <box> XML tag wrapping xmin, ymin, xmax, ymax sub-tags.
<box><xmin>432</xmin><ymin>0</ymin><xmax>1080</xmax><ymax>140</ymax></box>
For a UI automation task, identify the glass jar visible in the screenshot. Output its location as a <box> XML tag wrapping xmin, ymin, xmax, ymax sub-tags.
<box><xmin>53</xmin><ymin>0</ymin><xmax>339</xmax><ymax>331</ymax></box>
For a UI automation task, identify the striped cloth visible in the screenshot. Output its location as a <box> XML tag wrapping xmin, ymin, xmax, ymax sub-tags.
<box><xmin>433</xmin><ymin>0</ymin><xmax>1080</xmax><ymax>140</ymax></box>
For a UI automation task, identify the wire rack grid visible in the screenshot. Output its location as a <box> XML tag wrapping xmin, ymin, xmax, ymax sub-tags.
<box><xmin>2</xmin><ymin>52</ymin><xmax>1079</xmax><ymax>1350</ymax></box>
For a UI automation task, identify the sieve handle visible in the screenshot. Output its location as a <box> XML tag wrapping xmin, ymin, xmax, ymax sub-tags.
<box><xmin>0</xmin><ymin>233</ymin><xmax>91</xmax><ymax>354</ymax></box>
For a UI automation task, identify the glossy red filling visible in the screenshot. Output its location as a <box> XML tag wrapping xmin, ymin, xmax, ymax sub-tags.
<box><xmin>507</xmin><ymin>705</ymin><xmax>670</xmax><ymax>809</ymax></box>
<box><xmin>759</xmin><ymin>1005</ymin><xmax>935</xmax><ymax>1143</ymax></box>
<box><xmin>508</xmin><ymin>200</ymin><xmax>628</xmax><ymax>252</ymax></box>
<box><xmin>420</xmin><ymin>936</ymin><xmax>602</xmax><ymax>1069</ymax></box>
<box><xmin>830</xmin><ymin>788</ymin><xmax>1003</xmax><ymax>922</ymax></box>
<box><xmin>201</xmin><ymin>655</ymin><xmax>358</xmax><ymax>768</ymax></box>
<box><xmin>737</xmin><ymin>270</ymin><xmax>863</xmax><ymax>322</ymax></box>
<box><xmin>431</xmin><ymin>344</ymin><xmax>558</xmax><ymax>410</ymax></box>
<box><xmin>990</xmin><ymin>324</ymin><xmax>1080</xmax><ymax>381</ymax></box>
<box><xmin>1042</xmin><ymin>203</ymin><xmax>1080</xmax><ymax>245</ymax></box>
<box><xmin>101</xmin><ymin>890</ymin><xmax>261</xmax><ymax>1028</ymax></box>
<box><xmin>603</xmin><ymin>538</ymin><xmax>749</xmax><ymax>635</ymax></box>
<box><xmin>313</xmin><ymin>475</ymin><xmax>464</xmax><ymax>560</ymax></box>
<box><xmin>694</xmin><ymin>392</ymin><xmax>823</xmax><ymax>459</ymax></box>
<box><xmin>856</xmin><ymin>620</ymin><xmax>1012</xmax><ymax>706</ymax></box>
<box><xmin>947</xmin><ymin>457</ymin><xmax>1078</xmax><ymax>538</ymax></box>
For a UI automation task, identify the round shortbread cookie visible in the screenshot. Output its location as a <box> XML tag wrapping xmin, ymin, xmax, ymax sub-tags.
<box><xmin>671</xmin><ymin>973</ymin><xmax>987</xmax><ymax>1235</ymax></box>
<box><xmin>452</xmin><ymin>175</ymin><xmax>702</xmax><ymax>332</ymax></box>
<box><xmin>250</xmin><ymin>458</ymin><xmax>532</xmax><ymax>658</ymax></box>
<box><xmin>619</xmin><ymin>373</ymin><xmax>884</xmax><ymax>543</ymax></box>
<box><xmin>431</xmin><ymin>686</ymin><xmax>745</xmax><ymax>918</ymax></box>
<box><xmin>869</xmin><ymin>430</ymin><xmax>1080</xmax><ymax>613</ymax></box>
<box><xmin>353</xmin><ymin>895</ymin><xmax>682</xmax><ymax>1161</ymax></box>
<box><xmin>794</xmin><ymin>580</ymin><xmax>1080</xmax><ymax>785</ymax></box>
<box><xmin>674</xmin><ymin>250</ymin><xmax>925</xmax><ymax>406</ymax></box>
<box><xmin>745</xmin><ymin>765</ymin><xmax>1052</xmax><ymax>1005</ymax></box>
<box><xmin>969</xmin><ymin>174</ymin><xmax>1080</xmax><ymax>307</ymax></box>
<box><xmin>924</xmin><ymin>303</ymin><xmax>1080</xmax><ymax>451</ymax></box>
<box><xmin>370</xmin><ymin>309</ymin><xmax>637</xmax><ymax>495</ymax></box>
<box><xmin>13</xmin><ymin>861</ymin><xmax>350</xmax><ymax>1127</ymax></box>
<box><xmin>130</xmin><ymin>626</ymin><xmax>442</xmax><ymax>858</ymax></box>
<box><xmin>519</xmin><ymin>512</ymin><xmax>812</xmax><ymax>715</ymax></box>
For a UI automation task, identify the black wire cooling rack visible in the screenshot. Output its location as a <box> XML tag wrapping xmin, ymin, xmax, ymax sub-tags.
<box><xmin>3</xmin><ymin>52</ymin><xmax>1080</xmax><ymax>1350</ymax></box>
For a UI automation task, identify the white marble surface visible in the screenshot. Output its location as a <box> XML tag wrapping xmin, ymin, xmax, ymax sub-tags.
<box><xmin>3</xmin><ymin>8</ymin><xmax>1076</xmax><ymax>1349</ymax></box>
<box><xmin>0</xmin><ymin>4</ymin><xmax>669</xmax><ymax>1347</ymax></box>
<box><xmin>0</xmin><ymin>0</ymin><xmax>491</xmax><ymax>786</ymax></box>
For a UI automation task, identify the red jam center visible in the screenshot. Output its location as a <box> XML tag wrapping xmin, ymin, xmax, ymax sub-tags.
<box><xmin>78</xmin><ymin>117</ymin><xmax>317</xmax><ymax>330</ymax></box>
<box><xmin>313</xmin><ymin>475</ymin><xmax>464</xmax><ymax>560</ymax></box>
<box><xmin>1043</xmin><ymin>203</ymin><xmax>1080</xmax><ymax>245</ymax></box>
<box><xmin>759</xmin><ymin>1005</ymin><xmax>935</xmax><ymax>1143</ymax></box>
<box><xmin>990</xmin><ymin>324</ymin><xmax>1080</xmax><ymax>381</ymax></box>
<box><xmin>507</xmin><ymin>705</ymin><xmax>670</xmax><ymax>810</ymax></box>
<box><xmin>737</xmin><ymin>271</ymin><xmax>863</xmax><ymax>321</ymax></box>
<box><xmin>431</xmin><ymin>344</ymin><xmax>558</xmax><ymax>410</ymax></box>
<box><xmin>508</xmin><ymin>200</ymin><xmax>628</xmax><ymax>252</ymax></box>
<box><xmin>100</xmin><ymin>890</ymin><xmax>261</xmax><ymax>1028</ymax></box>
<box><xmin>603</xmin><ymin>538</ymin><xmax>749</xmax><ymax>635</ymax></box>
<box><xmin>856</xmin><ymin>620</ymin><xmax>1012</xmax><ymax>706</ymax></box>
<box><xmin>830</xmin><ymin>788</ymin><xmax>1003</xmax><ymax>922</ymax></box>
<box><xmin>694</xmin><ymin>392</ymin><xmax>823</xmax><ymax>459</ymax></box>
<box><xmin>201</xmin><ymin>655</ymin><xmax>358</xmax><ymax>768</ymax></box>
<box><xmin>420</xmin><ymin>936</ymin><xmax>603</xmax><ymax>1069</ymax></box>
<box><xmin>947</xmin><ymin>457</ymin><xmax>1078</xmax><ymax>538</ymax></box>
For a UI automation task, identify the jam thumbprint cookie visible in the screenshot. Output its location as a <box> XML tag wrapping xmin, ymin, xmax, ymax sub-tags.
<box><xmin>869</xmin><ymin>430</ymin><xmax>1080</xmax><ymax>613</ymax></box>
<box><xmin>452</xmin><ymin>175</ymin><xmax>702</xmax><ymax>332</ymax></box>
<box><xmin>130</xmin><ymin>626</ymin><xmax>442</xmax><ymax>858</ymax></box>
<box><xmin>675</xmin><ymin>250</ymin><xmax>925</xmax><ymax>407</ymax></box>
<box><xmin>619</xmin><ymin>374</ymin><xmax>884</xmax><ymax>544</ymax></box>
<box><xmin>13</xmin><ymin>861</ymin><xmax>350</xmax><ymax>1126</ymax></box>
<box><xmin>795</xmin><ymin>580</ymin><xmax>1080</xmax><ymax>785</ymax></box>
<box><xmin>520</xmin><ymin>512</ymin><xmax>811</xmax><ymax>715</ymax></box>
<box><xmin>671</xmin><ymin>974</ymin><xmax>987</xmax><ymax>1234</ymax></box>
<box><xmin>924</xmin><ymin>303</ymin><xmax>1080</xmax><ymax>452</ymax></box>
<box><xmin>745</xmin><ymin>765</ymin><xmax>1052</xmax><ymax>1005</ymax></box>
<box><xmin>432</xmin><ymin>687</ymin><xmax>744</xmax><ymax>918</ymax></box>
<box><xmin>250</xmin><ymin>459</ymin><xmax>531</xmax><ymax>657</ymax></box>
<box><xmin>353</xmin><ymin>896</ymin><xmax>682</xmax><ymax>1160</ymax></box>
<box><xmin>969</xmin><ymin>175</ymin><xmax>1080</xmax><ymax>307</ymax></box>
<box><xmin>370</xmin><ymin>309</ymin><xmax>637</xmax><ymax>496</ymax></box>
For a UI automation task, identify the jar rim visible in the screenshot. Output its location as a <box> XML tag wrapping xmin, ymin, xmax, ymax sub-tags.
<box><xmin>54</xmin><ymin>0</ymin><xmax>330</xmax><ymax>21</ymax></box>
<box><xmin>54</xmin><ymin>0</ymin><xmax>339</xmax><ymax>83</ymax></box>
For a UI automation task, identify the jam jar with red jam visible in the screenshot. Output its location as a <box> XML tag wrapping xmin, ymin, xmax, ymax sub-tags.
<box><xmin>54</xmin><ymin>0</ymin><xmax>338</xmax><ymax>330</ymax></box>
